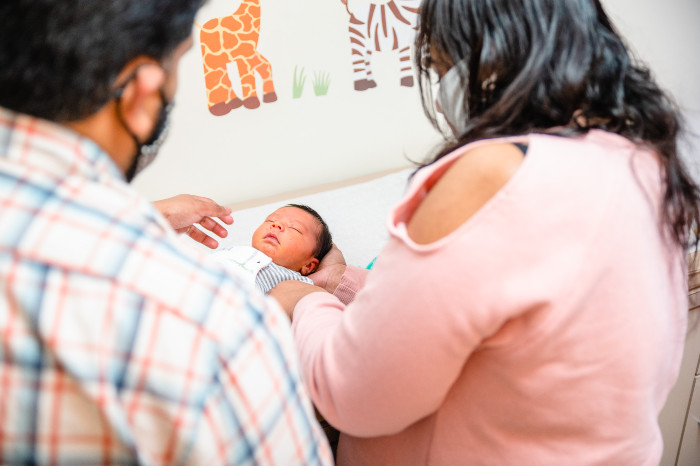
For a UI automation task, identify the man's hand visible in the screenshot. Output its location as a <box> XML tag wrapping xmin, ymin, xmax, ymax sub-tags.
<box><xmin>153</xmin><ymin>194</ymin><xmax>234</xmax><ymax>249</ymax></box>
<box><xmin>308</xmin><ymin>244</ymin><xmax>347</xmax><ymax>293</ymax></box>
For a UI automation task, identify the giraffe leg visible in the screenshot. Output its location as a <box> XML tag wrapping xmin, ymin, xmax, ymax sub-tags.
<box><xmin>205</xmin><ymin>66</ymin><xmax>243</xmax><ymax>116</ymax></box>
<box><xmin>235</xmin><ymin>58</ymin><xmax>260</xmax><ymax>110</ymax></box>
<box><xmin>250</xmin><ymin>51</ymin><xmax>277</xmax><ymax>104</ymax></box>
<box><xmin>202</xmin><ymin>60</ymin><xmax>242</xmax><ymax>116</ymax></box>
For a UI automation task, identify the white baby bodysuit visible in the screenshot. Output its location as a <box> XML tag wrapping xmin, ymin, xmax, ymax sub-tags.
<box><xmin>211</xmin><ymin>245</ymin><xmax>313</xmax><ymax>293</ymax></box>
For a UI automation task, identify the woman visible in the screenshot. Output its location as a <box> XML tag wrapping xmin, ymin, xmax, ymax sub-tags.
<box><xmin>271</xmin><ymin>0</ymin><xmax>700</xmax><ymax>463</ymax></box>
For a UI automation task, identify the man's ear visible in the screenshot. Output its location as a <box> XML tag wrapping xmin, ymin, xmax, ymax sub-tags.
<box><xmin>301</xmin><ymin>258</ymin><xmax>320</xmax><ymax>276</ymax></box>
<box><xmin>116</xmin><ymin>60</ymin><xmax>165</xmax><ymax>141</ymax></box>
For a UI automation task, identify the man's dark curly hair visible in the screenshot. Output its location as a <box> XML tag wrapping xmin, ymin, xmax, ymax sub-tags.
<box><xmin>0</xmin><ymin>0</ymin><xmax>205</xmax><ymax>122</ymax></box>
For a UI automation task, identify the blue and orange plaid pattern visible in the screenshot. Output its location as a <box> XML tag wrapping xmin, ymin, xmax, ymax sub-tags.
<box><xmin>0</xmin><ymin>107</ymin><xmax>333</xmax><ymax>465</ymax></box>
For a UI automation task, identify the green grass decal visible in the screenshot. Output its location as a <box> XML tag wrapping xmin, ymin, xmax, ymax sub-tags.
<box><xmin>312</xmin><ymin>71</ymin><xmax>331</xmax><ymax>96</ymax></box>
<box><xmin>293</xmin><ymin>66</ymin><xmax>306</xmax><ymax>99</ymax></box>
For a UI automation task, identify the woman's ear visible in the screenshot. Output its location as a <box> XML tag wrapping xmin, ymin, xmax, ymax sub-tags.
<box><xmin>301</xmin><ymin>258</ymin><xmax>320</xmax><ymax>276</ymax></box>
<box><xmin>115</xmin><ymin>61</ymin><xmax>166</xmax><ymax>140</ymax></box>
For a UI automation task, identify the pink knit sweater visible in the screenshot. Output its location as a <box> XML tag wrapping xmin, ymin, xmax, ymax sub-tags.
<box><xmin>293</xmin><ymin>131</ymin><xmax>688</xmax><ymax>465</ymax></box>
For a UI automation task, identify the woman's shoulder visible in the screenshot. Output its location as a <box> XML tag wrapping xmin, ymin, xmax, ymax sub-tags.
<box><xmin>407</xmin><ymin>142</ymin><xmax>525</xmax><ymax>245</ymax></box>
<box><xmin>404</xmin><ymin>131</ymin><xmax>649</xmax><ymax>246</ymax></box>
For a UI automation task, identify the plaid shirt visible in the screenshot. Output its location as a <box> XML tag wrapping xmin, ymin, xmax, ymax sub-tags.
<box><xmin>0</xmin><ymin>108</ymin><xmax>333</xmax><ymax>465</ymax></box>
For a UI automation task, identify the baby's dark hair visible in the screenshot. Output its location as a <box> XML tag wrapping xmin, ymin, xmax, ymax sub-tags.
<box><xmin>286</xmin><ymin>204</ymin><xmax>333</xmax><ymax>261</ymax></box>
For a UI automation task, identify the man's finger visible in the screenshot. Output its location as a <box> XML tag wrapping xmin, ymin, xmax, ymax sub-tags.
<box><xmin>198</xmin><ymin>216</ymin><xmax>229</xmax><ymax>238</ymax></box>
<box><xmin>187</xmin><ymin>226</ymin><xmax>219</xmax><ymax>249</ymax></box>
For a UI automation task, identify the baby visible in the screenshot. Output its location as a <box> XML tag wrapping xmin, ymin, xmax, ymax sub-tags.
<box><xmin>212</xmin><ymin>204</ymin><xmax>332</xmax><ymax>294</ymax></box>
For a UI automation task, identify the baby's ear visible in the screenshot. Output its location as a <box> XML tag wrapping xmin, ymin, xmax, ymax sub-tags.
<box><xmin>301</xmin><ymin>257</ymin><xmax>320</xmax><ymax>276</ymax></box>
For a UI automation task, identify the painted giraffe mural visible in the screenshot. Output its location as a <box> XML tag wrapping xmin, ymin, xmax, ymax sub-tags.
<box><xmin>341</xmin><ymin>0</ymin><xmax>420</xmax><ymax>91</ymax></box>
<box><xmin>199</xmin><ymin>0</ymin><xmax>277</xmax><ymax>116</ymax></box>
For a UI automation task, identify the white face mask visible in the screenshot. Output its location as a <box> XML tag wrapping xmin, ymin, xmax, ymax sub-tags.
<box><xmin>436</xmin><ymin>60</ymin><xmax>468</xmax><ymax>136</ymax></box>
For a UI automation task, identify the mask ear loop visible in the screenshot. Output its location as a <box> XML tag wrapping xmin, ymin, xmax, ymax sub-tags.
<box><xmin>436</xmin><ymin>59</ymin><xmax>470</xmax><ymax>137</ymax></box>
<box><xmin>112</xmin><ymin>67</ymin><xmax>146</xmax><ymax>152</ymax></box>
<box><xmin>122</xmin><ymin>88</ymin><xmax>172</xmax><ymax>182</ymax></box>
<box><xmin>133</xmin><ymin>89</ymin><xmax>172</xmax><ymax>162</ymax></box>
<box><xmin>112</xmin><ymin>65</ymin><xmax>173</xmax><ymax>182</ymax></box>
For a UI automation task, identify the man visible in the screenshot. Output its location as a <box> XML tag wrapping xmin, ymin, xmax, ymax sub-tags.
<box><xmin>0</xmin><ymin>1</ymin><xmax>332</xmax><ymax>464</ymax></box>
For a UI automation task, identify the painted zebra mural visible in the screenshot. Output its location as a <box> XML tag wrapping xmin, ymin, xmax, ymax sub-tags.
<box><xmin>341</xmin><ymin>0</ymin><xmax>420</xmax><ymax>91</ymax></box>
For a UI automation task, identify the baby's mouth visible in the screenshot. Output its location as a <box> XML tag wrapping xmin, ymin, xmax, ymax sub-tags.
<box><xmin>264</xmin><ymin>233</ymin><xmax>280</xmax><ymax>244</ymax></box>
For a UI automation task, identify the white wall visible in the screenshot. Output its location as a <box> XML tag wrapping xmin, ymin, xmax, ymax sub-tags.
<box><xmin>132</xmin><ymin>0</ymin><xmax>700</xmax><ymax>204</ymax></box>
<box><xmin>133</xmin><ymin>0</ymin><xmax>440</xmax><ymax>205</ymax></box>
<box><xmin>603</xmin><ymin>0</ymin><xmax>700</xmax><ymax>114</ymax></box>
<box><xmin>602</xmin><ymin>0</ymin><xmax>700</xmax><ymax>178</ymax></box>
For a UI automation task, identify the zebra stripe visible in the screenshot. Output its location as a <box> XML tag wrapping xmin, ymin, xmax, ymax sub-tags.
<box><xmin>344</xmin><ymin>0</ymin><xmax>420</xmax><ymax>90</ymax></box>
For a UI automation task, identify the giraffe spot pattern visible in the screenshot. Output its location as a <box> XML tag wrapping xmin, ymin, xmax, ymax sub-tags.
<box><xmin>199</xmin><ymin>0</ymin><xmax>276</xmax><ymax>115</ymax></box>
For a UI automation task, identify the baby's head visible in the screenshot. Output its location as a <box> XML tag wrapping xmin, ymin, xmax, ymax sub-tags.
<box><xmin>251</xmin><ymin>204</ymin><xmax>332</xmax><ymax>275</ymax></box>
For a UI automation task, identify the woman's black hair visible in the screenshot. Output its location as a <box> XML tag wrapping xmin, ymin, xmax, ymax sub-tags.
<box><xmin>286</xmin><ymin>204</ymin><xmax>333</xmax><ymax>261</ymax></box>
<box><xmin>414</xmin><ymin>0</ymin><xmax>700</xmax><ymax>249</ymax></box>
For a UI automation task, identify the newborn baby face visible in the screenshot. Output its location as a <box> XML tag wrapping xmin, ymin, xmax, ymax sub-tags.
<box><xmin>251</xmin><ymin>206</ymin><xmax>320</xmax><ymax>274</ymax></box>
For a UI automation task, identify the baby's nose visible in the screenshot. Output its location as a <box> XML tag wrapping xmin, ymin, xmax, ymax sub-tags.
<box><xmin>271</xmin><ymin>222</ymin><xmax>283</xmax><ymax>231</ymax></box>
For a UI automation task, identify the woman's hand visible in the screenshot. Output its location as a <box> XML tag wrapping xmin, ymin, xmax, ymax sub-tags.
<box><xmin>268</xmin><ymin>281</ymin><xmax>327</xmax><ymax>320</ymax></box>
<box><xmin>309</xmin><ymin>244</ymin><xmax>347</xmax><ymax>293</ymax></box>
<box><xmin>153</xmin><ymin>194</ymin><xmax>234</xmax><ymax>249</ymax></box>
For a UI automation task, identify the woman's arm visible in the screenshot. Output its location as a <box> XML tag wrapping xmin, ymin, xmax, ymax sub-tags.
<box><xmin>308</xmin><ymin>244</ymin><xmax>369</xmax><ymax>304</ymax></box>
<box><xmin>292</xmin><ymin>143</ymin><xmax>525</xmax><ymax>436</ymax></box>
<box><xmin>331</xmin><ymin>265</ymin><xmax>368</xmax><ymax>305</ymax></box>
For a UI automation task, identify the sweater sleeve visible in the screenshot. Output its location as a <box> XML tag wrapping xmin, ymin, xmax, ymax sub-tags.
<box><xmin>332</xmin><ymin>265</ymin><xmax>369</xmax><ymax>305</ymax></box>
<box><xmin>291</xmin><ymin>237</ymin><xmax>494</xmax><ymax>437</ymax></box>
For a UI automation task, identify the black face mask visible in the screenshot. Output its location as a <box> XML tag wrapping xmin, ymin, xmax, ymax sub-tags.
<box><xmin>115</xmin><ymin>85</ymin><xmax>173</xmax><ymax>183</ymax></box>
